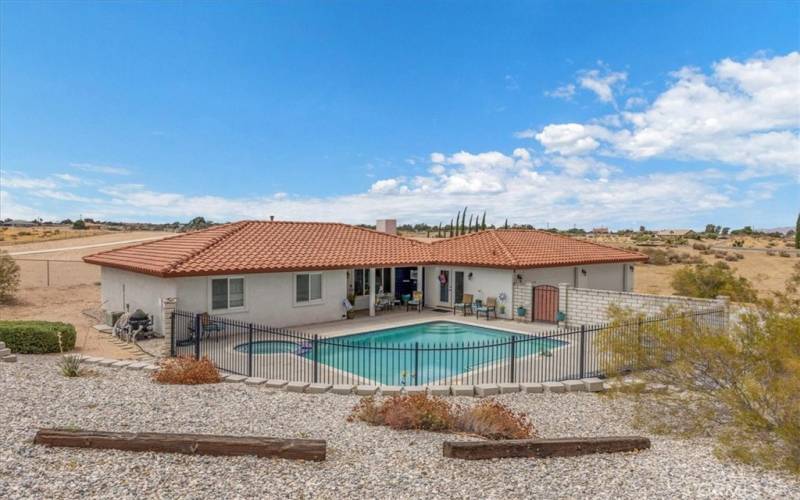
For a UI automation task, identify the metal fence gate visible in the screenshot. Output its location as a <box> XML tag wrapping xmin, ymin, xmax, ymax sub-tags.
<box><xmin>532</xmin><ymin>285</ymin><xmax>559</xmax><ymax>323</ymax></box>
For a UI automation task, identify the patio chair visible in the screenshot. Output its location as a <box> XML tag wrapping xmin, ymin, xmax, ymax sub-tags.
<box><xmin>407</xmin><ymin>291</ymin><xmax>423</xmax><ymax>312</ymax></box>
<box><xmin>475</xmin><ymin>297</ymin><xmax>497</xmax><ymax>320</ymax></box>
<box><xmin>187</xmin><ymin>313</ymin><xmax>223</xmax><ymax>341</ymax></box>
<box><xmin>453</xmin><ymin>293</ymin><xmax>474</xmax><ymax>316</ymax></box>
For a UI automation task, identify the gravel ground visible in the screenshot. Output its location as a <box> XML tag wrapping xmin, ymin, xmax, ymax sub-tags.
<box><xmin>1</xmin><ymin>356</ymin><xmax>798</xmax><ymax>499</ymax></box>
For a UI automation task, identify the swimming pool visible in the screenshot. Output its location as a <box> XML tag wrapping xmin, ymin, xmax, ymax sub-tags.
<box><xmin>239</xmin><ymin>321</ymin><xmax>565</xmax><ymax>385</ymax></box>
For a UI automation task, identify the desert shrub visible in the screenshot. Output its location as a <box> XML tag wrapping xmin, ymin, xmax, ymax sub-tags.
<box><xmin>152</xmin><ymin>356</ymin><xmax>221</xmax><ymax>385</ymax></box>
<box><xmin>713</xmin><ymin>250</ymin><xmax>728</xmax><ymax>259</ymax></box>
<box><xmin>456</xmin><ymin>399</ymin><xmax>535</xmax><ymax>439</ymax></box>
<box><xmin>72</xmin><ymin>219</ymin><xmax>86</xmax><ymax>230</ymax></box>
<box><xmin>779</xmin><ymin>250</ymin><xmax>791</xmax><ymax>258</ymax></box>
<box><xmin>732</xmin><ymin>239</ymin><xmax>744</xmax><ymax>247</ymax></box>
<box><xmin>767</xmin><ymin>249</ymin><xmax>777</xmax><ymax>256</ymax></box>
<box><xmin>598</xmin><ymin>268</ymin><xmax>800</xmax><ymax>474</ymax></box>
<box><xmin>724</xmin><ymin>254</ymin><xmax>738</xmax><ymax>262</ymax></box>
<box><xmin>0</xmin><ymin>250</ymin><xmax>20</xmax><ymax>303</ymax></box>
<box><xmin>0</xmin><ymin>321</ymin><xmax>77</xmax><ymax>353</ymax></box>
<box><xmin>671</xmin><ymin>262</ymin><xmax>757</xmax><ymax>303</ymax></box>
<box><xmin>58</xmin><ymin>354</ymin><xmax>83</xmax><ymax>377</ymax></box>
<box><xmin>641</xmin><ymin>248</ymin><xmax>669</xmax><ymax>265</ymax></box>
<box><xmin>348</xmin><ymin>394</ymin><xmax>535</xmax><ymax>440</ymax></box>
<box><xmin>692</xmin><ymin>243</ymin><xmax>708</xmax><ymax>251</ymax></box>
<box><xmin>734</xmin><ymin>252</ymin><xmax>744</xmax><ymax>260</ymax></box>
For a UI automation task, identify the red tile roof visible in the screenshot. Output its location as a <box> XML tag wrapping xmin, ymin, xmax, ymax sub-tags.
<box><xmin>83</xmin><ymin>221</ymin><xmax>646</xmax><ymax>277</ymax></box>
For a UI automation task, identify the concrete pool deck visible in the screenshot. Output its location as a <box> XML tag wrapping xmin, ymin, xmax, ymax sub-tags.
<box><xmin>296</xmin><ymin>307</ymin><xmax>561</xmax><ymax>339</ymax></box>
<box><xmin>170</xmin><ymin>308</ymin><xmax>603</xmax><ymax>386</ymax></box>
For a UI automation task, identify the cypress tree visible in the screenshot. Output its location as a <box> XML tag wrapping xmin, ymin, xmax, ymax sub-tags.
<box><xmin>796</xmin><ymin>212</ymin><xmax>799</xmax><ymax>249</ymax></box>
<box><xmin>455</xmin><ymin>210</ymin><xmax>461</xmax><ymax>236</ymax></box>
<box><xmin>481</xmin><ymin>211</ymin><xmax>486</xmax><ymax>230</ymax></box>
<box><xmin>467</xmin><ymin>214</ymin><xmax>474</xmax><ymax>233</ymax></box>
<box><xmin>461</xmin><ymin>206</ymin><xmax>467</xmax><ymax>235</ymax></box>
<box><xmin>449</xmin><ymin>218</ymin><xmax>454</xmax><ymax>237</ymax></box>
<box><xmin>504</xmin><ymin>218</ymin><xmax>508</xmax><ymax>229</ymax></box>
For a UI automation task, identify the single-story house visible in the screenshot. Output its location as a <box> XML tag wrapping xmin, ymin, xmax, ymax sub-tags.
<box><xmin>656</xmin><ymin>229</ymin><xmax>695</xmax><ymax>238</ymax></box>
<box><xmin>83</xmin><ymin>220</ymin><xmax>647</xmax><ymax>333</ymax></box>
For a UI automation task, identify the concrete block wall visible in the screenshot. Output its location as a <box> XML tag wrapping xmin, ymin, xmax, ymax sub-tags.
<box><xmin>512</xmin><ymin>283</ymin><xmax>533</xmax><ymax>321</ymax></box>
<box><xmin>562</xmin><ymin>285</ymin><xmax>726</xmax><ymax>326</ymax></box>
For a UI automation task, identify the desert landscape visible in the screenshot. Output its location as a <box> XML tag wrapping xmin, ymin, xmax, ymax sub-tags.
<box><xmin>1</xmin><ymin>231</ymin><xmax>174</xmax><ymax>358</ymax></box>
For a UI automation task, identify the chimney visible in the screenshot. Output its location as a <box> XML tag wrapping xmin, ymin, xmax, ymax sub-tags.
<box><xmin>270</xmin><ymin>215</ymin><xmax>274</xmax><ymax>221</ymax></box>
<box><xmin>376</xmin><ymin>219</ymin><xmax>396</xmax><ymax>235</ymax></box>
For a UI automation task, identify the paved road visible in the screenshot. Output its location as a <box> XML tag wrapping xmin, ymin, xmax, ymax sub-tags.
<box><xmin>7</xmin><ymin>235</ymin><xmax>172</xmax><ymax>256</ymax></box>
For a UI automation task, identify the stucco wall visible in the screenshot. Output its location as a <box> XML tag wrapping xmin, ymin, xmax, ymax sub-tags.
<box><xmin>518</xmin><ymin>263</ymin><xmax>632</xmax><ymax>292</ymax></box>
<box><xmin>100</xmin><ymin>267</ymin><xmax>177</xmax><ymax>333</ymax></box>
<box><xmin>174</xmin><ymin>270</ymin><xmax>348</xmax><ymax>328</ymax></box>
<box><xmin>424</xmin><ymin>265</ymin><xmax>514</xmax><ymax>318</ymax></box>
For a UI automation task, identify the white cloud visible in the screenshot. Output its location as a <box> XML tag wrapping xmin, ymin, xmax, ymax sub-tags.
<box><xmin>0</xmin><ymin>172</ymin><xmax>58</xmax><ymax>190</ymax></box>
<box><xmin>545</xmin><ymin>83</ymin><xmax>576</xmax><ymax>100</ymax></box>
<box><xmin>531</xmin><ymin>52</ymin><xmax>800</xmax><ymax>178</ymax></box>
<box><xmin>430</xmin><ymin>152</ymin><xmax>446</xmax><ymax>163</ymax></box>
<box><xmin>513</xmin><ymin>129</ymin><xmax>537</xmax><ymax>139</ymax></box>
<box><xmin>70</xmin><ymin>162</ymin><xmax>131</xmax><ymax>175</ymax></box>
<box><xmin>534</xmin><ymin>124</ymin><xmax>611</xmax><ymax>155</ymax></box>
<box><xmin>578</xmin><ymin>66</ymin><xmax>627</xmax><ymax>103</ymax></box>
<box><xmin>369</xmin><ymin>178</ymin><xmax>402</xmax><ymax>193</ymax></box>
<box><xmin>0</xmin><ymin>147</ymin><xmax>750</xmax><ymax>228</ymax></box>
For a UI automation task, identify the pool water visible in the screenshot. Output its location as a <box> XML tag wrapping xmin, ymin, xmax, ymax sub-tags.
<box><xmin>314</xmin><ymin>321</ymin><xmax>565</xmax><ymax>385</ymax></box>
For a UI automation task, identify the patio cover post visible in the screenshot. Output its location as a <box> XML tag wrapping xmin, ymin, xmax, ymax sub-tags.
<box><xmin>369</xmin><ymin>268</ymin><xmax>376</xmax><ymax>317</ymax></box>
<box><xmin>416</xmin><ymin>266</ymin><xmax>423</xmax><ymax>291</ymax></box>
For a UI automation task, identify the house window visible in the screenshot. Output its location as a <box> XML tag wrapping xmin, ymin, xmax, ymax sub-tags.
<box><xmin>296</xmin><ymin>272</ymin><xmax>323</xmax><ymax>304</ymax></box>
<box><xmin>354</xmin><ymin>269</ymin><xmax>370</xmax><ymax>296</ymax></box>
<box><xmin>353</xmin><ymin>268</ymin><xmax>392</xmax><ymax>296</ymax></box>
<box><xmin>211</xmin><ymin>277</ymin><xmax>245</xmax><ymax>311</ymax></box>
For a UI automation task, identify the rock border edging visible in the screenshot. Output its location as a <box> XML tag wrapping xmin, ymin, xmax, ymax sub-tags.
<box><xmin>77</xmin><ymin>355</ymin><xmax>608</xmax><ymax>396</ymax></box>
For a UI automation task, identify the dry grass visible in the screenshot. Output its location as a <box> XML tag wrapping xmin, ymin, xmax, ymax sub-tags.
<box><xmin>0</xmin><ymin>226</ymin><xmax>109</xmax><ymax>245</ymax></box>
<box><xmin>349</xmin><ymin>394</ymin><xmax>535</xmax><ymax>440</ymax></box>
<box><xmin>584</xmin><ymin>234</ymin><xmax>799</xmax><ymax>299</ymax></box>
<box><xmin>152</xmin><ymin>356</ymin><xmax>221</xmax><ymax>385</ymax></box>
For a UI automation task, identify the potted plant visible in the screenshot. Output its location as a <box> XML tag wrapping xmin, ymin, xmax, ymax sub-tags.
<box><xmin>346</xmin><ymin>294</ymin><xmax>356</xmax><ymax>319</ymax></box>
<box><xmin>517</xmin><ymin>306</ymin><xmax>526</xmax><ymax>318</ymax></box>
<box><xmin>498</xmin><ymin>304</ymin><xmax>506</xmax><ymax>315</ymax></box>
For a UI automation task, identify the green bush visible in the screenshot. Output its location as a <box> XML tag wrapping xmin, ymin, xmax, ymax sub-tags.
<box><xmin>671</xmin><ymin>262</ymin><xmax>757</xmax><ymax>303</ymax></box>
<box><xmin>0</xmin><ymin>321</ymin><xmax>77</xmax><ymax>353</ymax></box>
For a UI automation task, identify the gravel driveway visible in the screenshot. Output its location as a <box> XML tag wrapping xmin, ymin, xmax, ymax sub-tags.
<box><xmin>1</xmin><ymin>356</ymin><xmax>797</xmax><ymax>499</ymax></box>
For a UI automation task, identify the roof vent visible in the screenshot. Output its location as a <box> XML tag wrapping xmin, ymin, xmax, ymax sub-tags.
<box><xmin>270</xmin><ymin>215</ymin><xmax>275</xmax><ymax>221</ymax></box>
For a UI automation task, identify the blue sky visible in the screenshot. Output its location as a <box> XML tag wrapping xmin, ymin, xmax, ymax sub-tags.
<box><xmin>1</xmin><ymin>1</ymin><xmax>798</xmax><ymax>229</ymax></box>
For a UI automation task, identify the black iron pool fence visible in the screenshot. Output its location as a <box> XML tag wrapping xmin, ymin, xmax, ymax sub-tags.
<box><xmin>170</xmin><ymin>308</ymin><xmax>726</xmax><ymax>386</ymax></box>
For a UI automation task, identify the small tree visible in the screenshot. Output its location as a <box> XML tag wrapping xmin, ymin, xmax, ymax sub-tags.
<box><xmin>0</xmin><ymin>250</ymin><xmax>20</xmax><ymax>303</ymax></box>
<box><xmin>504</xmin><ymin>219</ymin><xmax>508</xmax><ymax>229</ymax></box>
<box><xmin>72</xmin><ymin>219</ymin><xmax>87</xmax><ymax>230</ymax></box>
<box><xmin>598</xmin><ymin>265</ymin><xmax>800</xmax><ymax>473</ymax></box>
<box><xmin>671</xmin><ymin>262</ymin><xmax>757</xmax><ymax>303</ymax></box>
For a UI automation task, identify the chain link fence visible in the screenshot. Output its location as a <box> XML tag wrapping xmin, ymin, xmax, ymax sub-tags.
<box><xmin>14</xmin><ymin>258</ymin><xmax>100</xmax><ymax>288</ymax></box>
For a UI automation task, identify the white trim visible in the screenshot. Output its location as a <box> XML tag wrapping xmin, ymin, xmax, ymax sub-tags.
<box><xmin>208</xmin><ymin>275</ymin><xmax>247</xmax><ymax>313</ymax></box>
<box><xmin>293</xmin><ymin>271</ymin><xmax>325</xmax><ymax>307</ymax></box>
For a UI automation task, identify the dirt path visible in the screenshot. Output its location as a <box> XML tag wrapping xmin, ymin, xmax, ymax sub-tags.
<box><xmin>8</xmin><ymin>235</ymin><xmax>172</xmax><ymax>256</ymax></box>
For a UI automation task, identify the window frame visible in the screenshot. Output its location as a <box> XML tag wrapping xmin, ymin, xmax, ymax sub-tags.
<box><xmin>208</xmin><ymin>276</ymin><xmax>247</xmax><ymax>313</ymax></box>
<box><xmin>294</xmin><ymin>271</ymin><xmax>325</xmax><ymax>306</ymax></box>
